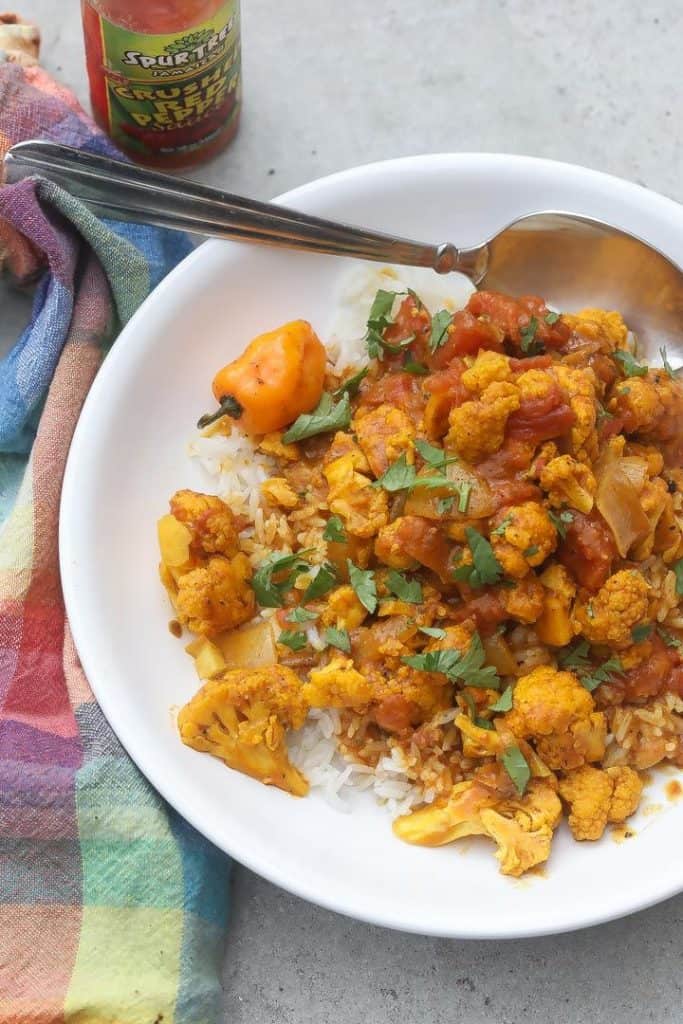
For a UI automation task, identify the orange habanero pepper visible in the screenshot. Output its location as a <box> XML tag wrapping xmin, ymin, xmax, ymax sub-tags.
<box><xmin>198</xmin><ymin>320</ymin><xmax>327</xmax><ymax>435</ymax></box>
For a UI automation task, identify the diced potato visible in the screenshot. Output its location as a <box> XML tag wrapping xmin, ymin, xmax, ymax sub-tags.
<box><xmin>216</xmin><ymin>618</ymin><xmax>278</xmax><ymax>669</ymax></box>
<box><xmin>186</xmin><ymin>637</ymin><xmax>227</xmax><ymax>679</ymax></box>
<box><xmin>158</xmin><ymin>514</ymin><xmax>192</xmax><ymax>567</ymax></box>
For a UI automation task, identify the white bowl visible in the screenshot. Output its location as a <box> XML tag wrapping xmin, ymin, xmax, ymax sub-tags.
<box><xmin>60</xmin><ymin>154</ymin><xmax>683</xmax><ymax>937</ymax></box>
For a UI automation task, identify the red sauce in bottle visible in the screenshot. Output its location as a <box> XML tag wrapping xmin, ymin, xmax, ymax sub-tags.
<box><xmin>81</xmin><ymin>0</ymin><xmax>241</xmax><ymax>168</ymax></box>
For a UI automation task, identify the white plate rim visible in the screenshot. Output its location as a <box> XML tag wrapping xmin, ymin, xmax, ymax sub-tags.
<box><xmin>59</xmin><ymin>152</ymin><xmax>683</xmax><ymax>938</ymax></box>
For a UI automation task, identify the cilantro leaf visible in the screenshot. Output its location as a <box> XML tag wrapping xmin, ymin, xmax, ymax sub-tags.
<box><xmin>490</xmin><ymin>515</ymin><xmax>513</xmax><ymax>537</ymax></box>
<box><xmin>323</xmin><ymin>515</ymin><xmax>347</xmax><ymax>543</ymax></box>
<box><xmin>386</xmin><ymin>570</ymin><xmax>423</xmax><ymax>604</ymax></box>
<box><xmin>334</xmin><ymin>367</ymin><xmax>368</xmax><ymax>398</ymax></box>
<box><xmin>252</xmin><ymin>550</ymin><xmax>312</xmax><ymax>608</ymax></box>
<box><xmin>347</xmin><ymin>559</ymin><xmax>377</xmax><ymax>614</ymax></box>
<box><xmin>403</xmin><ymin>360</ymin><xmax>429</xmax><ymax>376</ymax></box>
<box><xmin>278</xmin><ymin>630</ymin><xmax>308</xmax><ymax>651</ymax></box>
<box><xmin>520</xmin><ymin>316</ymin><xmax>542</xmax><ymax>354</ymax></box>
<box><xmin>462</xmin><ymin>691</ymin><xmax>494</xmax><ymax>730</ymax></box>
<box><xmin>673</xmin><ymin>558</ymin><xmax>683</xmax><ymax>595</ymax></box>
<box><xmin>544</xmin><ymin>310</ymin><xmax>560</xmax><ymax>325</ymax></box>
<box><xmin>324</xmin><ymin>626</ymin><xmax>351</xmax><ymax>653</ymax></box>
<box><xmin>367</xmin><ymin>288</ymin><xmax>397</xmax><ymax>329</ymax></box>
<box><xmin>659</xmin><ymin>346</ymin><xmax>676</xmax><ymax>380</ymax></box>
<box><xmin>489</xmin><ymin>684</ymin><xmax>514</xmax><ymax>712</ymax></box>
<box><xmin>631</xmin><ymin>623</ymin><xmax>653</xmax><ymax>644</ymax></box>
<box><xmin>548</xmin><ymin>508</ymin><xmax>574</xmax><ymax>540</ymax></box>
<box><xmin>286</xmin><ymin>606</ymin><xmax>319</xmax><ymax>624</ymax></box>
<box><xmin>458</xmin><ymin>482</ymin><xmax>472</xmax><ymax>514</ymax></box>
<box><xmin>414</xmin><ymin>438</ymin><xmax>450</xmax><ymax>468</ymax></box>
<box><xmin>614</xmin><ymin>349</ymin><xmax>647</xmax><ymax>378</ymax></box>
<box><xmin>283</xmin><ymin>392</ymin><xmax>351</xmax><ymax>444</ymax></box>
<box><xmin>524</xmin><ymin>545</ymin><xmax>539</xmax><ymax>557</ymax></box>
<box><xmin>418</xmin><ymin>626</ymin><xmax>447</xmax><ymax>639</ymax></box>
<box><xmin>429</xmin><ymin>309</ymin><xmax>454</xmax><ymax>353</ymax></box>
<box><xmin>437</xmin><ymin>496</ymin><xmax>455</xmax><ymax>515</ymax></box>
<box><xmin>658</xmin><ymin>625</ymin><xmax>683</xmax><ymax>651</ymax></box>
<box><xmin>502</xmin><ymin>745</ymin><xmax>531</xmax><ymax>795</ymax></box>
<box><xmin>373</xmin><ymin>453</ymin><xmax>417</xmax><ymax>492</ymax></box>
<box><xmin>558</xmin><ymin>640</ymin><xmax>624</xmax><ymax>691</ymax></box>
<box><xmin>302</xmin><ymin>562</ymin><xmax>338</xmax><ymax>601</ymax></box>
<box><xmin>402</xmin><ymin>632</ymin><xmax>500</xmax><ymax>689</ymax></box>
<box><xmin>452</xmin><ymin>527</ymin><xmax>504</xmax><ymax>589</ymax></box>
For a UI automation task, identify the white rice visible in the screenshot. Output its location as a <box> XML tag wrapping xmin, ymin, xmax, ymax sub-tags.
<box><xmin>185</xmin><ymin>263</ymin><xmax>476</xmax><ymax>813</ymax></box>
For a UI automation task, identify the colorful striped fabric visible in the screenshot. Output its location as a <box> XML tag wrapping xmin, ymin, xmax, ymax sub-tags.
<box><xmin>0</xmin><ymin>58</ymin><xmax>230</xmax><ymax>1023</ymax></box>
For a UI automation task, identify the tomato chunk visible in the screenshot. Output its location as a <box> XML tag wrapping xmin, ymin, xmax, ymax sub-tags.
<box><xmin>467</xmin><ymin>291</ymin><xmax>570</xmax><ymax>351</ymax></box>
<box><xmin>558</xmin><ymin>511</ymin><xmax>616</xmax><ymax>591</ymax></box>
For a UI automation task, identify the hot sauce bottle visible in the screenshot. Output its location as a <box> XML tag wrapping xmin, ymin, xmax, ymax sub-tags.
<box><xmin>81</xmin><ymin>0</ymin><xmax>241</xmax><ymax>168</ymax></box>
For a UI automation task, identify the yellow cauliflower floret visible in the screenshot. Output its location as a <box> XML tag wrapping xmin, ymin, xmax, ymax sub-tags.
<box><xmin>558</xmin><ymin>764</ymin><xmax>643</xmax><ymax>841</ymax></box>
<box><xmin>455</xmin><ymin>713</ymin><xmax>503</xmax><ymax>758</ymax></box>
<box><xmin>461</xmin><ymin>350</ymin><xmax>512</xmax><ymax>394</ymax></box>
<box><xmin>319</xmin><ymin>585</ymin><xmax>368</xmax><ymax>630</ymax></box>
<box><xmin>303</xmin><ymin>658</ymin><xmax>373</xmax><ymax>709</ymax></box>
<box><xmin>169</xmin><ymin>489</ymin><xmax>240</xmax><ymax>559</ymax></box>
<box><xmin>261</xmin><ymin>476</ymin><xmax>299</xmax><ymax>509</ymax></box>
<box><xmin>499</xmin><ymin>576</ymin><xmax>545</xmax><ymax>624</ymax></box>
<box><xmin>324</xmin><ymin>452</ymin><xmax>389</xmax><ymax>538</ymax></box>
<box><xmin>174</xmin><ymin>554</ymin><xmax>256</xmax><ymax>637</ymax></box>
<box><xmin>515</xmin><ymin>368</ymin><xmax>556</xmax><ymax>402</ymax></box>
<box><xmin>374</xmin><ymin>519</ymin><xmax>420</xmax><ymax>571</ymax></box>
<box><xmin>631</xmin><ymin>477</ymin><xmax>671</xmax><ymax>561</ymax></box>
<box><xmin>393</xmin><ymin>778</ymin><xmax>562</xmax><ymax>877</ymax></box>
<box><xmin>574</xmin><ymin>570</ymin><xmax>651</xmax><ymax>649</ymax></box>
<box><xmin>490</xmin><ymin>501</ymin><xmax>558</xmax><ymax>579</ymax></box>
<box><xmin>562</xmin><ymin>308</ymin><xmax>628</xmax><ymax>350</ymax></box>
<box><xmin>353</xmin><ymin>404</ymin><xmax>415</xmax><ymax>478</ymax></box>
<box><xmin>177</xmin><ymin>664</ymin><xmax>308</xmax><ymax>796</ymax></box>
<box><xmin>552</xmin><ymin>364</ymin><xmax>599</xmax><ymax>460</ymax></box>
<box><xmin>324</xmin><ymin>431</ymin><xmax>371</xmax><ymax>473</ymax></box>
<box><xmin>504</xmin><ymin>665</ymin><xmax>606</xmax><ymax>771</ymax></box>
<box><xmin>539</xmin><ymin>454</ymin><xmax>596</xmax><ymax>514</ymax></box>
<box><xmin>446</xmin><ymin>381</ymin><xmax>520</xmax><ymax>464</ymax></box>
<box><xmin>625</xmin><ymin>442</ymin><xmax>664</xmax><ymax>477</ymax></box>
<box><xmin>609</xmin><ymin>372</ymin><xmax>683</xmax><ymax>443</ymax></box>
<box><xmin>535</xmin><ymin>564</ymin><xmax>576</xmax><ymax>647</ymax></box>
<box><xmin>257</xmin><ymin>431</ymin><xmax>300</xmax><ymax>462</ymax></box>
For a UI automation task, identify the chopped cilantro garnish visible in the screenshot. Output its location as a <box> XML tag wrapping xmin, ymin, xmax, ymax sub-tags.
<box><xmin>333</xmin><ymin>367</ymin><xmax>368</xmax><ymax>398</ymax></box>
<box><xmin>462</xmin><ymin>691</ymin><xmax>494</xmax><ymax>730</ymax></box>
<box><xmin>278</xmin><ymin>630</ymin><xmax>308</xmax><ymax>651</ymax></box>
<box><xmin>520</xmin><ymin>316</ymin><xmax>542</xmax><ymax>354</ymax></box>
<box><xmin>658</xmin><ymin>626</ymin><xmax>683</xmax><ymax>650</ymax></box>
<box><xmin>491</xmin><ymin>515</ymin><xmax>513</xmax><ymax>537</ymax></box>
<box><xmin>402</xmin><ymin>632</ymin><xmax>500</xmax><ymax>689</ymax></box>
<box><xmin>437</xmin><ymin>496</ymin><xmax>455</xmax><ymax>515</ymax></box>
<box><xmin>631</xmin><ymin>623</ymin><xmax>653</xmax><ymax>644</ymax></box>
<box><xmin>458</xmin><ymin>482</ymin><xmax>472</xmax><ymax>514</ymax></box>
<box><xmin>548</xmin><ymin>508</ymin><xmax>574</xmax><ymax>540</ymax></box>
<box><xmin>429</xmin><ymin>309</ymin><xmax>454</xmax><ymax>353</ymax></box>
<box><xmin>414</xmin><ymin>438</ymin><xmax>451</xmax><ymax>468</ymax></box>
<box><xmin>386</xmin><ymin>570</ymin><xmax>423</xmax><ymax>604</ymax></box>
<box><xmin>524</xmin><ymin>545</ymin><xmax>539</xmax><ymax>558</ymax></box>
<box><xmin>324</xmin><ymin>626</ymin><xmax>351</xmax><ymax>653</ymax></box>
<box><xmin>544</xmin><ymin>310</ymin><xmax>561</xmax><ymax>325</ymax></box>
<box><xmin>347</xmin><ymin>559</ymin><xmax>377</xmax><ymax>614</ymax></box>
<box><xmin>502</xmin><ymin>745</ymin><xmax>531</xmax><ymax>795</ymax></box>
<box><xmin>323</xmin><ymin>515</ymin><xmax>347</xmax><ymax>543</ymax></box>
<box><xmin>659</xmin><ymin>346</ymin><xmax>676</xmax><ymax>380</ymax></box>
<box><xmin>403</xmin><ymin>360</ymin><xmax>429</xmax><ymax>376</ymax></box>
<box><xmin>673</xmin><ymin>559</ymin><xmax>683</xmax><ymax>595</ymax></box>
<box><xmin>373</xmin><ymin>453</ymin><xmax>417</xmax><ymax>492</ymax></box>
<box><xmin>302</xmin><ymin>562</ymin><xmax>338</xmax><ymax>602</ymax></box>
<box><xmin>252</xmin><ymin>549</ymin><xmax>313</xmax><ymax>608</ymax></box>
<box><xmin>451</xmin><ymin>527</ymin><xmax>504</xmax><ymax>589</ymax></box>
<box><xmin>558</xmin><ymin>640</ymin><xmax>624</xmax><ymax>692</ymax></box>
<box><xmin>614</xmin><ymin>349</ymin><xmax>647</xmax><ymax>378</ymax></box>
<box><xmin>489</xmin><ymin>684</ymin><xmax>514</xmax><ymax>712</ymax></box>
<box><xmin>418</xmin><ymin>626</ymin><xmax>447</xmax><ymax>639</ymax></box>
<box><xmin>286</xmin><ymin>606</ymin><xmax>319</xmax><ymax>624</ymax></box>
<box><xmin>283</xmin><ymin>392</ymin><xmax>351</xmax><ymax>443</ymax></box>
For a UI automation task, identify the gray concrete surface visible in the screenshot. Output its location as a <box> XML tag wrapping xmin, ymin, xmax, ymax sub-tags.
<box><xmin>3</xmin><ymin>1</ymin><xmax>683</xmax><ymax>1021</ymax></box>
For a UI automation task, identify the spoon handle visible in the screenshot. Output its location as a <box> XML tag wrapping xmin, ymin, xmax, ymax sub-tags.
<box><xmin>4</xmin><ymin>140</ymin><xmax>482</xmax><ymax>277</ymax></box>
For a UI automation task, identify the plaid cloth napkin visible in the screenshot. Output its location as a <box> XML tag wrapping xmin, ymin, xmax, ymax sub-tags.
<box><xmin>0</xmin><ymin>30</ymin><xmax>230</xmax><ymax>1024</ymax></box>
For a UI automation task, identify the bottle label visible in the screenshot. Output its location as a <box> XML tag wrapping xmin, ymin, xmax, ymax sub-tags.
<box><xmin>93</xmin><ymin>2</ymin><xmax>240</xmax><ymax>159</ymax></box>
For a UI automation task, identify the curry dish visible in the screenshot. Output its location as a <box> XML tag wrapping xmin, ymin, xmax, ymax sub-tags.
<box><xmin>157</xmin><ymin>285</ymin><xmax>683</xmax><ymax>877</ymax></box>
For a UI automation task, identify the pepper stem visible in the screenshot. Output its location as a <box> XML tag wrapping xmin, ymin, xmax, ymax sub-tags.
<box><xmin>197</xmin><ymin>394</ymin><xmax>244</xmax><ymax>429</ymax></box>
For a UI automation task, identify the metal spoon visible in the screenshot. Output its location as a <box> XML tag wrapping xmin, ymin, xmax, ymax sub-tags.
<box><xmin>5</xmin><ymin>140</ymin><xmax>683</xmax><ymax>368</ymax></box>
